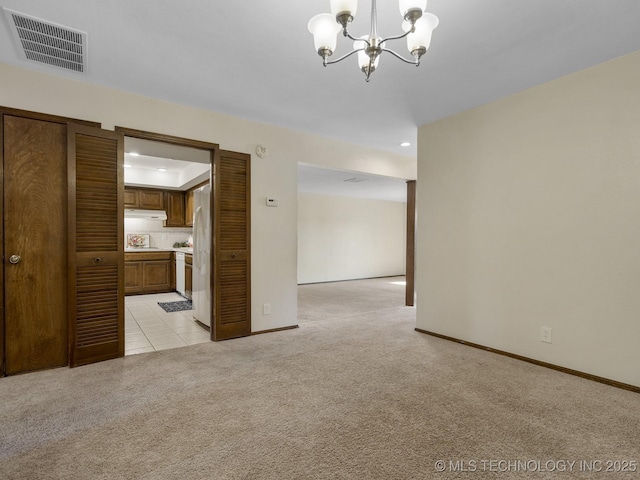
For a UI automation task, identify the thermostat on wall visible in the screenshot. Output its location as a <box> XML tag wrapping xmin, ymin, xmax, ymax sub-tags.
<box><xmin>266</xmin><ymin>197</ymin><xmax>279</xmax><ymax>207</ymax></box>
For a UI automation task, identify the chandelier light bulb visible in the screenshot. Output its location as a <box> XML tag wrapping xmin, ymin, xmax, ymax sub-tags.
<box><xmin>330</xmin><ymin>0</ymin><xmax>358</xmax><ymax>18</ymax></box>
<box><xmin>308</xmin><ymin>13</ymin><xmax>341</xmax><ymax>55</ymax></box>
<box><xmin>354</xmin><ymin>36</ymin><xmax>382</xmax><ymax>74</ymax></box>
<box><xmin>399</xmin><ymin>0</ymin><xmax>427</xmax><ymax>18</ymax></box>
<box><xmin>407</xmin><ymin>13</ymin><xmax>439</xmax><ymax>54</ymax></box>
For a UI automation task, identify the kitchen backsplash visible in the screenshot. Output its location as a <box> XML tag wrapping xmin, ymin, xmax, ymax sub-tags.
<box><xmin>125</xmin><ymin>218</ymin><xmax>192</xmax><ymax>249</ymax></box>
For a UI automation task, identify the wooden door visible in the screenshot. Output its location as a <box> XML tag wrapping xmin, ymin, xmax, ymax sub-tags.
<box><xmin>213</xmin><ymin>150</ymin><xmax>251</xmax><ymax>340</ymax></box>
<box><xmin>68</xmin><ymin>125</ymin><xmax>124</xmax><ymax>367</ymax></box>
<box><xmin>3</xmin><ymin>115</ymin><xmax>69</xmax><ymax>374</ymax></box>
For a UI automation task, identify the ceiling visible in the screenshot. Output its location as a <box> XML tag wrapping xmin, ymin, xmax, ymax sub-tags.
<box><xmin>299</xmin><ymin>164</ymin><xmax>408</xmax><ymax>202</ymax></box>
<box><xmin>123</xmin><ymin>137</ymin><xmax>210</xmax><ymax>190</ymax></box>
<box><xmin>1</xmin><ymin>1</ymin><xmax>639</xmax><ymax>161</ymax></box>
<box><xmin>0</xmin><ymin>0</ymin><xmax>640</xmax><ymax>157</ymax></box>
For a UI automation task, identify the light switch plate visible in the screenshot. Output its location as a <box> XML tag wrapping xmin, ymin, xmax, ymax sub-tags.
<box><xmin>266</xmin><ymin>197</ymin><xmax>279</xmax><ymax>207</ymax></box>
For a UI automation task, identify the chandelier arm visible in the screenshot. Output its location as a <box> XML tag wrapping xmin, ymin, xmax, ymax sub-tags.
<box><xmin>380</xmin><ymin>48</ymin><xmax>419</xmax><ymax>65</ymax></box>
<box><xmin>379</xmin><ymin>29</ymin><xmax>412</xmax><ymax>45</ymax></box>
<box><xmin>365</xmin><ymin>57</ymin><xmax>373</xmax><ymax>83</ymax></box>
<box><xmin>324</xmin><ymin>48</ymin><xmax>365</xmax><ymax>66</ymax></box>
<box><xmin>344</xmin><ymin>30</ymin><xmax>370</xmax><ymax>46</ymax></box>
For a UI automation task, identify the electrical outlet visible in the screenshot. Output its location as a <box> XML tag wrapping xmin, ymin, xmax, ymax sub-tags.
<box><xmin>540</xmin><ymin>327</ymin><xmax>552</xmax><ymax>344</ymax></box>
<box><xmin>263</xmin><ymin>303</ymin><xmax>271</xmax><ymax>315</ymax></box>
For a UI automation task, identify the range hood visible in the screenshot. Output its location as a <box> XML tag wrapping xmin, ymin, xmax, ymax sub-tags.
<box><xmin>124</xmin><ymin>209</ymin><xmax>168</xmax><ymax>220</ymax></box>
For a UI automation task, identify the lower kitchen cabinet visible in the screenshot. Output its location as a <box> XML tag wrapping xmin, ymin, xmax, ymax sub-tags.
<box><xmin>185</xmin><ymin>254</ymin><xmax>193</xmax><ymax>299</ymax></box>
<box><xmin>125</xmin><ymin>252</ymin><xmax>172</xmax><ymax>295</ymax></box>
<box><xmin>124</xmin><ymin>261</ymin><xmax>144</xmax><ymax>294</ymax></box>
<box><xmin>143</xmin><ymin>261</ymin><xmax>171</xmax><ymax>292</ymax></box>
<box><xmin>170</xmin><ymin>252</ymin><xmax>176</xmax><ymax>290</ymax></box>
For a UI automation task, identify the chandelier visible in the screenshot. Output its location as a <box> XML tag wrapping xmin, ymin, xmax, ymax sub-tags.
<box><xmin>308</xmin><ymin>0</ymin><xmax>439</xmax><ymax>82</ymax></box>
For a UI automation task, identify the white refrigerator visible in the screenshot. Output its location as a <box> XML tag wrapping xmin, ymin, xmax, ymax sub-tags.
<box><xmin>192</xmin><ymin>184</ymin><xmax>211</xmax><ymax>327</ymax></box>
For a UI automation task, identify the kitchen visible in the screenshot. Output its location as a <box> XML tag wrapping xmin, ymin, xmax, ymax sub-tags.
<box><xmin>123</xmin><ymin>137</ymin><xmax>212</xmax><ymax>355</ymax></box>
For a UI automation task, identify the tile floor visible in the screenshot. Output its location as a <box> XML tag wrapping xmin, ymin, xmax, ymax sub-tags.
<box><xmin>125</xmin><ymin>292</ymin><xmax>210</xmax><ymax>356</ymax></box>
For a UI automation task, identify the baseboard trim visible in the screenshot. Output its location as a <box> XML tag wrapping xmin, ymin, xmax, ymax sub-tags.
<box><xmin>251</xmin><ymin>325</ymin><xmax>299</xmax><ymax>336</ymax></box>
<box><xmin>415</xmin><ymin>328</ymin><xmax>640</xmax><ymax>394</ymax></box>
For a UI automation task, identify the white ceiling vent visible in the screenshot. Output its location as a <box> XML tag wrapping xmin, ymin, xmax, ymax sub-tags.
<box><xmin>3</xmin><ymin>8</ymin><xmax>87</xmax><ymax>73</ymax></box>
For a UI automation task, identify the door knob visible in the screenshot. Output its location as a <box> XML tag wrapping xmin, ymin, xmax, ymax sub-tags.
<box><xmin>9</xmin><ymin>254</ymin><xmax>21</xmax><ymax>264</ymax></box>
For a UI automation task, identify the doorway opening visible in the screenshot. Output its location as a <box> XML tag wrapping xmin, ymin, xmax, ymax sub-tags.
<box><xmin>296</xmin><ymin>163</ymin><xmax>413</xmax><ymax>320</ymax></box>
<box><xmin>117</xmin><ymin>127</ymin><xmax>252</xmax><ymax>350</ymax></box>
<box><xmin>120</xmin><ymin>133</ymin><xmax>213</xmax><ymax>356</ymax></box>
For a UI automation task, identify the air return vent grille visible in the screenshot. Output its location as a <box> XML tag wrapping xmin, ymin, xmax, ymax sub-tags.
<box><xmin>3</xmin><ymin>8</ymin><xmax>87</xmax><ymax>73</ymax></box>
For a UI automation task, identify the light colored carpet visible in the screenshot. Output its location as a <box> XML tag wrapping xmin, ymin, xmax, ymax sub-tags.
<box><xmin>1</xmin><ymin>276</ymin><xmax>639</xmax><ymax>479</ymax></box>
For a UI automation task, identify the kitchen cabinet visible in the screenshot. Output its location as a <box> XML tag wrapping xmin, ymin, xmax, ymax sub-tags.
<box><xmin>185</xmin><ymin>189</ymin><xmax>194</xmax><ymax>227</ymax></box>
<box><xmin>185</xmin><ymin>181</ymin><xmax>209</xmax><ymax>227</ymax></box>
<box><xmin>165</xmin><ymin>191</ymin><xmax>186</xmax><ymax>227</ymax></box>
<box><xmin>123</xmin><ymin>188</ymin><xmax>137</xmax><ymax>207</ymax></box>
<box><xmin>124</xmin><ymin>187</ymin><xmax>164</xmax><ymax>210</ymax></box>
<box><xmin>185</xmin><ymin>254</ymin><xmax>193</xmax><ymax>299</ymax></box>
<box><xmin>125</xmin><ymin>251</ymin><xmax>172</xmax><ymax>295</ymax></box>
<box><xmin>170</xmin><ymin>252</ymin><xmax>176</xmax><ymax>290</ymax></box>
<box><xmin>125</xmin><ymin>261</ymin><xmax>144</xmax><ymax>294</ymax></box>
<box><xmin>143</xmin><ymin>261</ymin><xmax>171</xmax><ymax>292</ymax></box>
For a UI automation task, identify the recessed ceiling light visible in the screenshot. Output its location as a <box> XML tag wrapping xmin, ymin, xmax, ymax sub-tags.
<box><xmin>128</xmin><ymin>152</ymin><xmax>140</xmax><ymax>156</ymax></box>
<box><xmin>400</xmin><ymin>142</ymin><xmax>411</xmax><ymax>147</ymax></box>
<box><xmin>157</xmin><ymin>168</ymin><xmax>168</xmax><ymax>172</ymax></box>
<box><xmin>123</xmin><ymin>164</ymin><xmax>132</xmax><ymax>168</ymax></box>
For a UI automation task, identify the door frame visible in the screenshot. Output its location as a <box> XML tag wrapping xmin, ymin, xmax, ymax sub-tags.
<box><xmin>114</xmin><ymin>127</ymin><xmax>221</xmax><ymax>339</ymax></box>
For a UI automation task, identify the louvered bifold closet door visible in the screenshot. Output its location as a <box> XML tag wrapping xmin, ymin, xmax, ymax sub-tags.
<box><xmin>68</xmin><ymin>125</ymin><xmax>124</xmax><ymax>366</ymax></box>
<box><xmin>214</xmin><ymin>150</ymin><xmax>251</xmax><ymax>340</ymax></box>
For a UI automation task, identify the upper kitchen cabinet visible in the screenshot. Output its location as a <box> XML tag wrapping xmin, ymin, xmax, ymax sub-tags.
<box><xmin>165</xmin><ymin>191</ymin><xmax>186</xmax><ymax>227</ymax></box>
<box><xmin>185</xmin><ymin>181</ymin><xmax>209</xmax><ymax>227</ymax></box>
<box><xmin>185</xmin><ymin>189</ymin><xmax>195</xmax><ymax>227</ymax></box>
<box><xmin>124</xmin><ymin>187</ymin><xmax>164</xmax><ymax>210</ymax></box>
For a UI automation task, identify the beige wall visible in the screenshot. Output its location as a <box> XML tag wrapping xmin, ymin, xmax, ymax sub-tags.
<box><xmin>0</xmin><ymin>63</ymin><xmax>415</xmax><ymax>333</ymax></box>
<box><xmin>416</xmin><ymin>50</ymin><xmax>640</xmax><ymax>387</ymax></box>
<box><xmin>298</xmin><ymin>193</ymin><xmax>406</xmax><ymax>284</ymax></box>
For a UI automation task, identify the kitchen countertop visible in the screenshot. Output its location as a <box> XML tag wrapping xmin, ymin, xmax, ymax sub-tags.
<box><xmin>125</xmin><ymin>247</ymin><xmax>193</xmax><ymax>254</ymax></box>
